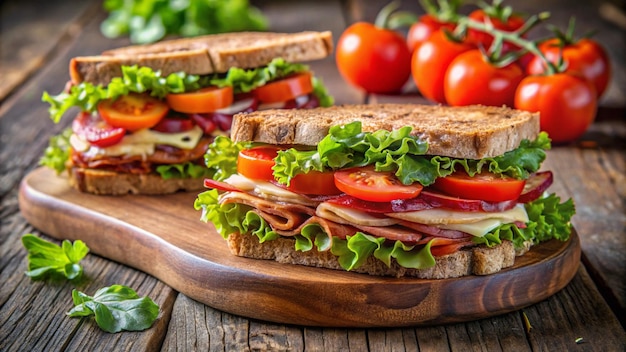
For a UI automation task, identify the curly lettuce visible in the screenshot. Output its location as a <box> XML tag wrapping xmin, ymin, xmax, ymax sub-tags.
<box><xmin>155</xmin><ymin>162</ymin><xmax>214</xmax><ymax>179</ymax></box>
<box><xmin>42</xmin><ymin>58</ymin><xmax>335</xmax><ymax>123</ymax></box>
<box><xmin>39</xmin><ymin>127</ymin><xmax>72</xmax><ymax>174</ymax></box>
<box><xmin>273</xmin><ymin>121</ymin><xmax>551</xmax><ymax>187</ymax></box>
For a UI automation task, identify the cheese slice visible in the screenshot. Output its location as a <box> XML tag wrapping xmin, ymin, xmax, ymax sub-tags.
<box><xmin>71</xmin><ymin>126</ymin><xmax>204</xmax><ymax>158</ymax></box>
<box><xmin>224</xmin><ymin>174</ymin><xmax>316</xmax><ymax>206</ymax></box>
<box><xmin>386</xmin><ymin>205</ymin><xmax>528</xmax><ymax>225</ymax></box>
<box><xmin>316</xmin><ymin>202</ymin><xmax>398</xmax><ymax>226</ymax></box>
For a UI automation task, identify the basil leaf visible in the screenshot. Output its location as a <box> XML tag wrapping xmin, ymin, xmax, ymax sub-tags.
<box><xmin>67</xmin><ymin>285</ymin><xmax>160</xmax><ymax>333</ymax></box>
<box><xmin>21</xmin><ymin>234</ymin><xmax>89</xmax><ymax>280</ymax></box>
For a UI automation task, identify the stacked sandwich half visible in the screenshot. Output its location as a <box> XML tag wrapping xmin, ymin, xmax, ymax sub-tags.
<box><xmin>195</xmin><ymin>104</ymin><xmax>575</xmax><ymax>279</ymax></box>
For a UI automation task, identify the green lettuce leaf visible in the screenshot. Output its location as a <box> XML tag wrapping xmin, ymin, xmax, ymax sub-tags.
<box><xmin>155</xmin><ymin>162</ymin><xmax>214</xmax><ymax>179</ymax></box>
<box><xmin>203</xmin><ymin>136</ymin><xmax>252</xmax><ymax>181</ymax></box>
<box><xmin>473</xmin><ymin>193</ymin><xmax>575</xmax><ymax>249</ymax></box>
<box><xmin>39</xmin><ymin>127</ymin><xmax>72</xmax><ymax>174</ymax></box>
<box><xmin>273</xmin><ymin>121</ymin><xmax>551</xmax><ymax>186</ymax></box>
<box><xmin>42</xmin><ymin>59</ymin><xmax>334</xmax><ymax>124</ymax></box>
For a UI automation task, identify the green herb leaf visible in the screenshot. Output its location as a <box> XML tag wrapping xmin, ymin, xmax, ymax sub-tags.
<box><xmin>67</xmin><ymin>285</ymin><xmax>160</xmax><ymax>333</ymax></box>
<box><xmin>39</xmin><ymin>127</ymin><xmax>72</xmax><ymax>174</ymax></box>
<box><xmin>21</xmin><ymin>234</ymin><xmax>89</xmax><ymax>280</ymax></box>
<box><xmin>101</xmin><ymin>0</ymin><xmax>268</xmax><ymax>44</ymax></box>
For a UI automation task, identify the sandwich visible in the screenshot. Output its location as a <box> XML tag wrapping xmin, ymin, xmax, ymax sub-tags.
<box><xmin>194</xmin><ymin>104</ymin><xmax>575</xmax><ymax>278</ymax></box>
<box><xmin>40</xmin><ymin>31</ymin><xmax>334</xmax><ymax>195</ymax></box>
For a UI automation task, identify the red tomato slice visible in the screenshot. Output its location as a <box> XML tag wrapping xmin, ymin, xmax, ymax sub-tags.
<box><xmin>151</xmin><ymin>115</ymin><xmax>195</xmax><ymax>133</ymax></box>
<box><xmin>166</xmin><ymin>86</ymin><xmax>234</xmax><ymax>113</ymax></box>
<box><xmin>237</xmin><ymin>146</ymin><xmax>281</xmax><ymax>181</ymax></box>
<box><xmin>433</xmin><ymin>171</ymin><xmax>526</xmax><ymax>202</ymax></box>
<box><xmin>286</xmin><ymin>170</ymin><xmax>341</xmax><ymax>196</ymax></box>
<box><xmin>253</xmin><ymin>72</ymin><xmax>313</xmax><ymax>104</ymax></box>
<box><xmin>72</xmin><ymin>112</ymin><xmax>125</xmax><ymax>148</ymax></box>
<box><xmin>97</xmin><ymin>93</ymin><xmax>169</xmax><ymax>132</ymax></box>
<box><xmin>334</xmin><ymin>166</ymin><xmax>423</xmax><ymax>202</ymax></box>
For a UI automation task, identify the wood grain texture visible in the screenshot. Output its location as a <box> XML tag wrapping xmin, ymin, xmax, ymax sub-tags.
<box><xmin>19</xmin><ymin>167</ymin><xmax>581</xmax><ymax>328</ymax></box>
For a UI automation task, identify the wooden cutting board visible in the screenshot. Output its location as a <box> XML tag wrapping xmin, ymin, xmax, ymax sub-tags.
<box><xmin>18</xmin><ymin>167</ymin><xmax>581</xmax><ymax>327</ymax></box>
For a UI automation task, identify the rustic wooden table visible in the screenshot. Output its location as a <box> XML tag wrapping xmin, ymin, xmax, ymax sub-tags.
<box><xmin>1</xmin><ymin>0</ymin><xmax>625</xmax><ymax>350</ymax></box>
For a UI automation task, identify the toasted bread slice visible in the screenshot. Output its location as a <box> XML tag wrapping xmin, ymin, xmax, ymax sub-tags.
<box><xmin>68</xmin><ymin>167</ymin><xmax>204</xmax><ymax>195</ymax></box>
<box><xmin>70</xmin><ymin>31</ymin><xmax>333</xmax><ymax>86</ymax></box>
<box><xmin>230</xmin><ymin>104</ymin><xmax>540</xmax><ymax>159</ymax></box>
<box><xmin>227</xmin><ymin>232</ymin><xmax>516</xmax><ymax>279</ymax></box>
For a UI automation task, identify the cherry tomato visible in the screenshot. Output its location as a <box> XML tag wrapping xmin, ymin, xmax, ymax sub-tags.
<box><xmin>151</xmin><ymin>115</ymin><xmax>195</xmax><ymax>133</ymax></box>
<box><xmin>514</xmin><ymin>73</ymin><xmax>597</xmax><ymax>143</ymax></box>
<box><xmin>334</xmin><ymin>166</ymin><xmax>423</xmax><ymax>202</ymax></box>
<box><xmin>406</xmin><ymin>15</ymin><xmax>455</xmax><ymax>53</ymax></box>
<box><xmin>336</xmin><ymin>22</ymin><xmax>412</xmax><ymax>94</ymax></box>
<box><xmin>433</xmin><ymin>171</ymin><xmax>526</xmax><ymax>202</ymax></box>
<box><xmin>287</xmin><ymin>170</ymin><xmax>341</xmax><ymax>195</ymax></box>
<box><xmin>444</xmin><ymin>49</ymin><xmax>524</xmax><ymax>107</ymax></box>
<box><xmin>72</xmin><ymin>112</ymin><xmax>125</xmax><ymax>148</ymax></box>
<box><xmin>253</xmin><ymin>72</ymin><xmax>313</xmax><ymax>103</ymax></box>
<box><xmin>237</xmin><ymin>146</ymin><xmax>281</xmax><ymax>181</ymax></box>
<box><xmin>411</xmin><ymin>30</ymin><xmax>473</xmax><ymax>104</ymax></box>
<box><xmin>97</xmin><ymin>93</ymin><xmax>169</xmax><ymax>132</ymax></box>
<box><xmin>466</xmin><ymin>9</ymin><xmax>525</xmax><ymax>50</ymax></box>
<box><xmin>166</xmin><ymin>86</ymin><xmax>234</xmax><ymax>113</ymax></box>
<box><xmin>526</xmin><ymin>38</ymin><xmax>611</xmax><ymax>98</ymax></box>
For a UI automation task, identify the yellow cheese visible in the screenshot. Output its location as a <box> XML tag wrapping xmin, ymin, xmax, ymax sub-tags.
<box><xmin>71</xmin><ymin>126</ymin><xmax>203</xmax><ymax>158</ymax></box>
<box><xmin>316</xmin><ymin>202</ymin><xmax>398</xmax><ymax>226</ymax></box>
<box><xmin>386</xmin><ymin>204</ymin><xmax>528</xmax><ymax>225</ymax></box>
<box><xmin>440</xmin><ymin>218</ymin><xmax>506</xmax><ymax>237</ymax></box>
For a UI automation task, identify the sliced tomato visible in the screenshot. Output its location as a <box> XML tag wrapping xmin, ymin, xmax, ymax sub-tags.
<box><xmin>166</xmin><ymin>86</ymin><xmax>234</xmax><ymax>113</ymax></box>
<box><xmin>433</xmin><ymin>171</ymin><xmax>526</xmax><ymax>202</ymax></box>
<box><xmin>97</xmin><ymin>93</ymin><xmax>169</xmax><ymax>132</ymax></box>
<box><xmin>286</xmin><ymin>170</ymin><xmax>341</xmax><ymax>195</ymax></box>
<box><xmin>430</xmin><ymin>241</ymin><xmax>471</xmax><ymax>257</ymax></box>
<box><xmin>253</xmin><ymin>72</ymin><xmax>313</xmax><ymax>104</ymax></box>
<box><xmin>334</xmin><ymin>166</ymin><xmax>423</xmax><ymax>202</ymax></box>
<box><xmin>72</xmin><ymin>112</ymin><xmax>125</xmax><ymax>148</ymax></box>
<box><xmin>237</xmin><ymin>146</ymin><xmax>281</xmax><ymax>181</ymax></box>
<box><xmin>151</xmin><ymin>115</ymin><xmax>195</xmax><ymax>133</ymax></box>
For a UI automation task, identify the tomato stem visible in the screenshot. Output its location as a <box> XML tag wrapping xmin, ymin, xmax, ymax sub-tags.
<box><xmin>456</xmin><ymin>12</ymin><xmax>560</xmax><ymax>74</ymax></box>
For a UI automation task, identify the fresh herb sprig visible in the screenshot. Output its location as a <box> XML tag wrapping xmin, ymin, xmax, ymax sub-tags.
<box><xmin>21</xmin><ymin>234</ymin><xmax>89</xmax><ymax>281</ymax></box>
<box><xmin>67</xmin><ymin>285</ymin><xmax>160</xmax><ymax>333</ymax></box>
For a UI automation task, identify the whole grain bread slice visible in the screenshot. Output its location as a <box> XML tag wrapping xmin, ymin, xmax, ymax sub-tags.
<box><xmin>227</xmin><ymin>232</ymin><xmax>516</xmax><ymax>279</ymax></box>
<box><xmin>68</xmin><ymin>167</ymin><xmax>205</xmax><ymax>195</ymax></box>
<box><xmin>70</xmin><ymin>31</ymin><xmax>333</xmax><ymax>86</ymax></box>
<box><xmin>230</xmin><ymin>104</ymin><xmax>540</xmax><ymax>159</ymax></box>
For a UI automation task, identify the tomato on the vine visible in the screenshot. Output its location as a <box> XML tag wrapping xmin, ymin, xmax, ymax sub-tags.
<box><xmin>526</xmin><ymin>38</ymin><xmax>611</xmax><ymax>98</ymax></box>
<box><xmin>514</xmin><ymin>73</ymin><xmax>597</xmax><ymax>143</ymax></box>
<box><xmin>444</xmin><ymin>49</ymin><xmax>524</xmax><ymax>107</ymax></box>
<box><xmin>433</xmin><ymin>171</ymin><xmax>526</xmax><ymax>202</ymax></box>
<box><xmin>407</xmin><ymin>15</ymin><xmax>456</xmax><ymax>53</ymax></box>
<box><xmin>334</xmin><ymin>166</ymin><xmax>423</xmax><ymax>202</ymax></box>
<box><xmin>97</xmin><ymin>93</ymin><xmax>169</xmax><ymax>132</ymax></box>
<box><xmin>411</xmin><ymin>30</ymin><xmax>473</xmax><ymax>104</ymax></box>
<box><xmin>466</xmin><ymin>5</ymin><xmax>525</xmax><ymax>50</ymax></box>
<box><xmin>336</xmin><ymin>22</ymin><xmax>412</xmax><ymax>94</ymax></box>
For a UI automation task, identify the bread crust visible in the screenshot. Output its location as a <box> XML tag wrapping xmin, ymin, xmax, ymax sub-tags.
<box><xmin>70</xmin><ymin>31</ymin><xmax>333</xmax><ymax>86</ymax></box>
<box><xmin>68</xmin><ymin>167</ymin><xmax>204</xmax><ymax>195</ymax></box>
<box><xmin>227</xmin><ymin>232</ymin><xmax>516</xmax><ymax>279</ymax></box>
<box><xmin>230</xmin><ymin>104</ymin><xmax>540</xmax><ymax>159</ymax></box>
